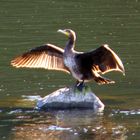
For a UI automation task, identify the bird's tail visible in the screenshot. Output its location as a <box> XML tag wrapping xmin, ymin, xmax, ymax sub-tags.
<box><xmin>94</xmin><ymin>76</ymin><xmax>115</xmax><ymax>85</ymax></box>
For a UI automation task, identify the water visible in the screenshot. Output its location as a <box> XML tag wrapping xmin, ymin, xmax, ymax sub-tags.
<box><xmin>0</xmin><ymin>0</ymin><xmax>140</xmax><ymax>139</ymax></box>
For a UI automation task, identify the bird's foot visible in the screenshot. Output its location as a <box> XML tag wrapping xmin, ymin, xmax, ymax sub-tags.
<box><xmin>74</xmin><ymin>81</ymin><xmax>87</xmax><ymax>93</ymax></box>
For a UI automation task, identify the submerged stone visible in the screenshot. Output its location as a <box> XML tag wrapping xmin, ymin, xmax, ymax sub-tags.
<box><xmin>36</xmin><ymin>86</ymin><xmax>104</xmax><ymax>112</ymax></box>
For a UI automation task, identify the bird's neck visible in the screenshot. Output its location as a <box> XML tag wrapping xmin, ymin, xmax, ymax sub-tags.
<box><xmin>64</xmin><ymin>39</ymin><xmax>75</xmax><ymax>53</ymax></box>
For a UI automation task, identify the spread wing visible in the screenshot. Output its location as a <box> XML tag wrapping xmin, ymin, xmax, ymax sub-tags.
<box><xmin>11</xmin><ymin>43</ymin><xmax>70</xmax><ymax>74</ymax></box>
<box><xmin>76</xmin><ymin>44</ymin><xmax>125</xmax><ymax>75</ymax></box>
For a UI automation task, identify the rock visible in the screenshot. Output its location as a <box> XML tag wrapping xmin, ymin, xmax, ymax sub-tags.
<box><xmin>36</xmin><ymin>86</ymin><xmax>104</xmax><ymax>112</ymax></box>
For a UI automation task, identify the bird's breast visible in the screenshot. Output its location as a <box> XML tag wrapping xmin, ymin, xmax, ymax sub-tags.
<box><xmin>64</xmin><ymin>55</ymin><xmax>75</xmax><ymax>70</ymax></box>
<box><xmin>64</xmin><ymin>56</ymin><xmax>83</xmax><ymax>81</ymax></box>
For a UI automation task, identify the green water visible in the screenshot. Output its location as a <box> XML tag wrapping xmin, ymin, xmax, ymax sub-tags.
<box><xmin>0</xmin><ymin>0</ymin><xmax>140</xmax><ymax>139</ymax></box>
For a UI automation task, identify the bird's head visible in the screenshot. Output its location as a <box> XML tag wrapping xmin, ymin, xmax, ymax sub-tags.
<box><xmin>57</xmin><ymin>29</ymin><xmax>76</xmax><ymax>42</ymax></box>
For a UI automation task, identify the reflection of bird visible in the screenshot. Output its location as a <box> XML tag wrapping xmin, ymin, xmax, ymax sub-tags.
<box><xmin>11</xmin><ymin>29</ymin><xmax>125</xmax><ymax>90</ymax></box>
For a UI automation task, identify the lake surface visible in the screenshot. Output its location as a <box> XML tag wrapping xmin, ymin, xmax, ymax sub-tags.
<box><xmin>0</xmin><ymin>0</ymin><xmax>140</xmax><ymax>139</ymax></box>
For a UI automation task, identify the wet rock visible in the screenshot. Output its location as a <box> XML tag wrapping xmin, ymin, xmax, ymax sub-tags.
<box><xmin>36</xmin><ymin>86</ymin><xmax>104</xmax><ymax>112</ymax></box>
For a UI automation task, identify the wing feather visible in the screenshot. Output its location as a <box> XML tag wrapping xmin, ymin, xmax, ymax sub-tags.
<box><xmin>11</xmin><ymin>43</ymin><xmax>70</xmax><ymax>73</ymax></box>
<box><xmin>76</xmin><ymin>44</ymin><xmax>125</xmax><ymax>75</ymax></box>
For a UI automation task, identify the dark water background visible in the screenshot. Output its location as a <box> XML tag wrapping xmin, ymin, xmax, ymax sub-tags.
<box><xmin>0</xmin><ymin>0</ymin><xmax>140</xmax><ymax>139</ymax></box>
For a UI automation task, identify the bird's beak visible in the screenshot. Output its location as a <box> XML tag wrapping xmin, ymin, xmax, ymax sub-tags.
<box><xmin>57</xmin><ymin>29</ymin><xmax>69</xmax><ymax>37</ymax></box>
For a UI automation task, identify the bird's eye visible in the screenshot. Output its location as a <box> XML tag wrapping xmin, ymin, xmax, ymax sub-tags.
<box><xmin>65</xmin><ymin>29</ymin><xmax>71</xmax><ymax>34</ymax></box>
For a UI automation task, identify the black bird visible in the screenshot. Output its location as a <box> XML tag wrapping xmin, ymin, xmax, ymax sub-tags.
<box><xmin>11</xmin><ymin>29</ymin><xmax>125</xmax><ymax>89</ymax></box>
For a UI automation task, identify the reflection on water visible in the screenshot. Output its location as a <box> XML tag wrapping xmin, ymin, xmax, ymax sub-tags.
<box><xmin>0</xmin><ymin>98</ymin><xmax>139</xmax><ymax>139</ymax></box>
<box><xmin>0</xmin><ymin>109</ymin><xmax>128</xmax><ymax>140</ymax></box>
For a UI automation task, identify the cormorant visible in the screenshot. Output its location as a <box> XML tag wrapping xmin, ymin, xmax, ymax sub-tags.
<box><xmin>11</xmin><ymin>29</ymin><xmax>125</xmax><ymax>90</ymax></box>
